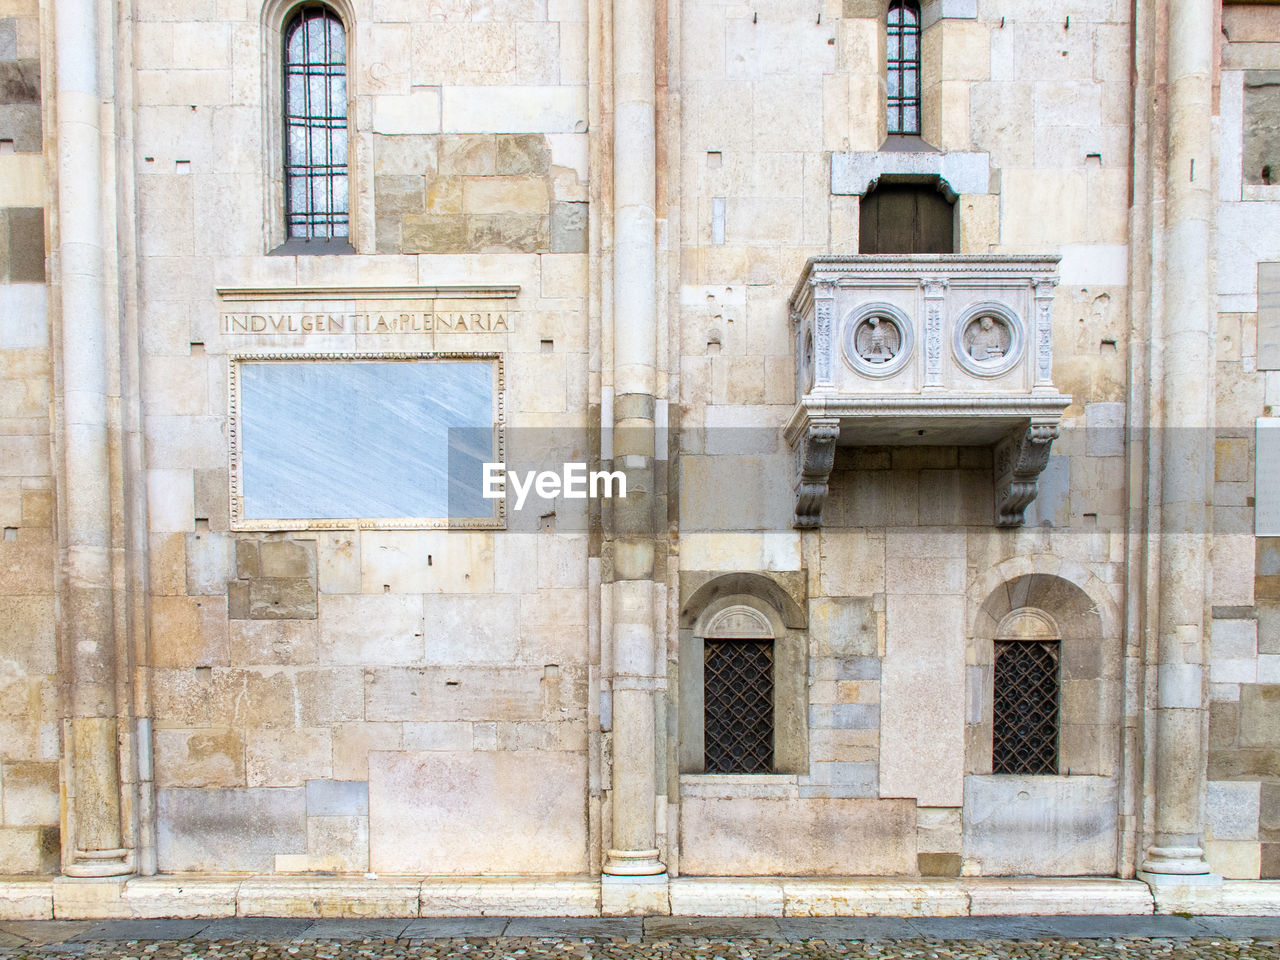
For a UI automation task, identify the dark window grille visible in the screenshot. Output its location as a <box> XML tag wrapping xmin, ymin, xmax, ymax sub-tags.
<box><xmin>992</xmin><ymin>640</ymin><xmax>1060</xmax><ymax>775</ymax></box>
<box><xmin>284</xmin><ymin>5</ymin><xmax>348</xmax><ymax>239</ymax></box>
<box><xmin>887</xmin><ymin>0</ymin><xmax>921</xmax><ymax>135</ymax></box>
<box><xmin>704</xmin><ymin>639</ymin><xmax>774</xmax><ymax>774</ymax></box>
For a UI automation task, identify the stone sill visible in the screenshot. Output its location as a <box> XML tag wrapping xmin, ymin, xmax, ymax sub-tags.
<box><xmin>14</xmin><ymin>874</ymin><xmax>1273</xmax><ymax>920</ymax></box>
<box><xmin>5</xmin><ymin>875</ymin><xmax>1280</xmax><ymax>920</ymax></box>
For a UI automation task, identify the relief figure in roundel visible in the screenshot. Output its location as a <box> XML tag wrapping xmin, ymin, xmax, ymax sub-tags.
<box><xmin>963</xmin><ymin>314</ymin><xmax>1012</xmax><ymax>363</ymax></box>
<box><xmin>856</xmin><ymin>315</ymin><xmax>900</xmax><ymax>363</ymax></box>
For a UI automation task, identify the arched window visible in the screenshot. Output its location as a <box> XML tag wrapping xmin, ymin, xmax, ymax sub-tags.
<box><xmin>991</xmin><ymin>608</ymin><xmax>1060</xmax><ymax>775</ymax></box>
<box><xmin>886</xmin><ymin>0</ymin><xmax>921</xmax><ymax>136</ymax></box>
<box><xmin>283</xmin><ymin>4</ymin><xmax>348</xmax><ymax>240</ymax></box>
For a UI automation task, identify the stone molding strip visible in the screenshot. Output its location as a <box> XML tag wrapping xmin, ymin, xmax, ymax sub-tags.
<box><xmin>217</xmin><ymin>285</ymin><xmax>521</xmax><ymax>302</ymax></box>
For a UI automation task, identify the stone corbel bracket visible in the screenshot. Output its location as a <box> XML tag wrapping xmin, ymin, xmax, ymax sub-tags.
<box><xmin>785</xmin><ymin>397</ymin><xmax>1071</xmax><ymax>529</ymax></box>
<box><xmin>786</xmin><ymin>416</ymin><xmax>841</xmax><ymax>528</ymax></box>
<box><xmin>994</xmin><ymin>420</ymin><xmax>1061</xmax><ymax>526</ymax></box>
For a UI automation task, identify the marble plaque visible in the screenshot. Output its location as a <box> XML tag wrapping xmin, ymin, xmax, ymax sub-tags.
<box><xmin>231</xmin><ymin>354</ymin><xmax>502</xmax><ymax>529</ymax></box>
<box><xmin>1258</xmin><ymin>262</ymin><xmax>1280</xmax><ymax>370</ymax></box>
<box><xmin>1256</xmin><ymin>418</ymin><xmax>1280</xmax><ymax>535</ymax></box>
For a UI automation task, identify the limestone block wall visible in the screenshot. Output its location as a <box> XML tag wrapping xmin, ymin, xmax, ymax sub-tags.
<box><xmin>0</xmin><ymin>0</ymin><xmax>58</xmax><ymax>876</ymax></box>
<box><xmin>1200</xmin><ymin>5</ymin><xmax>1280</xmax><ymax>882</ymax></box>
<box><xmin>130</xmin><ymin>0</ymin><xmax>596</xmax><ymax>875</ymax></box>
<box><xmin>670</xmin><ymin>0</ymin><xmax>1136</xmax><ymax>877</ymax></box>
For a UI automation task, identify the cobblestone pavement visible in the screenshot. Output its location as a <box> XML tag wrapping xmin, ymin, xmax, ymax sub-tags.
<box><xmin>0</xmin><ymin>917</ymin><xmax>1277</xmax><ymax>960</ymax></box>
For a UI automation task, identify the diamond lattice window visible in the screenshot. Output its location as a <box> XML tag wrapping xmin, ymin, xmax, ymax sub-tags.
<box><xmin>992</xmin><ymin>639</ymin><xmax>1060</xmax><ymax>774</ymax></box>
<box><xmin>704</xmin><ymin>639</ymin><xmax>774</xmax><ymax>774</ymax></box>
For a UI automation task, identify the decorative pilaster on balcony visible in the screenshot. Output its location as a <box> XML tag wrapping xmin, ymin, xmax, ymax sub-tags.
<box><xmin>786</xmin><ymin>256</ymin><xmax>1073</xmax><ymax>529</ymax></box>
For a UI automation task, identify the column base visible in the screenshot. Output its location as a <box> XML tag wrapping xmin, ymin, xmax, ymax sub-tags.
<box><xmin>1139</xmin><ymin>845</ymin><xmax>1215</xmax><ymax>879</ymax></box>
<box><xmin>602</xmin><ymin>848</ymin><xmax>665</xmax><ymax>876</ymax></box>
<box><xmin>601</xmin><ymin>872</ymin><xmax>670</xmax><ymax>916</ymax></box>
<box><xmin>63</xmin><ymin>849</ymin><xmax>133</xmax><ymax>879</ymax></box>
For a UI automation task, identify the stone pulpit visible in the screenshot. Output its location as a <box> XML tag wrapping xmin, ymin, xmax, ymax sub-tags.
<box><xmin>786</xmin><ymin>255</ymin><xmax>1073</xmax><ymax>528</ymax></box>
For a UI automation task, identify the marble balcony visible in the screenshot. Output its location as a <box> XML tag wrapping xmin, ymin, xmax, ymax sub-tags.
<box><xmin>786</xmin><ymin>255</ymin><xmax>1073</xmax><ymax>528</ymax></box>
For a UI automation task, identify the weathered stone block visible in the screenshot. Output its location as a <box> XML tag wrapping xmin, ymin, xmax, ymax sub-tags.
<box><xmin>0</xmin><ymin>825</ymin><xmax>56</xmax><ymax>874</ymax></box>
<box><xmin>156</xmin><ymin>787</ymin><xmax>305</xmax><ymax>873</ymax></box>
<box><xmin>185</xmin><ymin>531</ymin><xmax>233</xmax><ymax>596</ymax></box>
<box><xmin>307</xmin><ymin>815</ymin><xmax>369</xmax><ymax>873</ymax></box>
<box><xmin>466</xmin><ymin>213</ymin><xmax>547</xmax><ymax>253</ymax></box>
<box><xmin>1262</xmin><ymin>842</ymin><xmax>1280</xmax><ymax>879</ymax></box>
<box><xmin>420</xmin><ymin>594</ymin><xmax>519</xmax><ymax>664</ymax></box>
<box><xmin>258</xmin><ymin>540</ymin><xmax>318</xmax><ymax>580</ymax></box>
<box><xmin>332</xmin><ymin>722</ymin><xmax>403</xmax><ymax>781</ymax></box>
<box><xmin>425</xmin><ymin>175</ymin><xmax>463</xmax><ymax>214</ymax></box>
<box><xmin>495</xmin><ymin>134</ymin><xmax>550</xmax><ymax>175</ymax></box>
<box><xmin>1262</xmin><ymin>782</ymin><xmax>1280</xmax><ymax>842</ymax></box>
<box><xmin>375</xmin><ymin>174</ymin><xmax>426</xmax><ymax>218</ymax></box>
<box><xmin>150</xmin><ymin>595</ymin><xmax>229</xmax><ymax>668</ymax></box>
<box><xmin>918</xmin><ymin>852</ymin><xmax>962</xmax><ymax>876</ymax></box>
<box><xmin>1239</xmin><ymin>684</ymin><xmax>1280</xmax><ymax>748</ymax></box>
<box><xmin>679</xmin><ymin>797</ymin><xmax>915</xmax><ymax>875</ymax></box>
<box><xmin>364</xmin><ymin>666</ymin><xmax>545</xmax><ymax>722</ymax></box>
<box><xmin>247</xmin><ymin>578</ymin><xmax>318</xmax><ymax>620</ymax></box>
<box><xmin>316</xmin><ymin>532</ymin><xmax>360</xmax><ymax>595</ymax></box>
<box><xmin>401</xmin><ymin>214</ymin><xmax>467</xmax><ymax>253</ymax></box>
<box><xmin>1207</xmin><ymin>780</ymin><xmax>1261</xmax><ymax>841</ymax></box>
<box><xmin>1205</xmin><ymin>839</ymin><xmax>1261</xmax><ymax>879</ymax></box>
<box><xmin>437</xmin><ymin>134</ymin><xmax>496</xmax><ymax>176</ymax></box>
<box><xmin>296</xmin><ymin>668</ymin><xmax>363</xmax><ymax>725</ymax></box>
<box><xmin>0</xmin><ymin>59</ymin><xmax>38</xmax><ymax>103</ymax></box>
<box><xmin>5</xmin><ymin>207</ymin><xmax>43</xmax><ymax>281</ymax></box>
<box><xmin>229</xmin><ymin>618</ymin><xmax>318</xmax><ymax>666</ymax></box>
<box><xmin>374</xmin><ymin>134</ymin><xmax>439</xmax><ymax>176</ymax></box>
<box><xmin>1</xmin><ymin>760</ymin><xmax>56</xmax><ymax>825</ymax></box>
<box><xmin>306</xmin><ymin>779</ymin><xmax>369</xmax><ymax>816</ymax></box>
<box><xmin>368</xmin><ymin>750</ymin><xmax>588</xmax><ymax>874</ymax></box>
<box><xmin>0</xmin><ymin>19</ymin><xmax>15</xmax><ymax>61</ymax></box>
<box><xmin>962</xmin><ymin>775</ymin><xmax>1118</xmax><ymax>876</ymax></box>
<box><xmin>551</xmin><ymin>201</ymin><xmax>587</xmax><ymax>253</ymax></box>
<box><xmin>245</xmin><ymin>727</ymin><xmax>332</xmax><ymax>787</ymax></box>
<box><xmin>235</xmin><ymin>540</ymin><xmax>260</xmax><ymax>579</ymax></box>
<box><xmin>0</xmin><ymin>596</ymin><xmax>54</xmax><ymax>674</ymax></box>
<box><xmin>1244</xmin><ymin>73</ymin><xmax>1280</xmax><ymax>185</ymax></box>
<box><xmin>154</xmin><ymin>727</ymin><xmax>245</xmax><ymax>788</ymax></box>
<box><xmin>318</xmin><ymin>594</ymin><xmax>423</xmax><ymax>665</ymax></box>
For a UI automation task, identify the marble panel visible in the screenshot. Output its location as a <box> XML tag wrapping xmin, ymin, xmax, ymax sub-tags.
<box><xmin>235</xmin><ymin>359</ymin><xmax>497</xmax><ymax>524</ymax></box>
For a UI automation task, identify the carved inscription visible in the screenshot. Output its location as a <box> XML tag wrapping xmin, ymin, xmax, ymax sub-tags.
<box><xmin>222</xmin><ymin>311</ymin><xmax>514</xmax><ymax>335</ymax></box>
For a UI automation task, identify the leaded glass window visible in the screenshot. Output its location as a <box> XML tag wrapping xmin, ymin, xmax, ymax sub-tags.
<box><xmin>704</xmin><ymin>639</ymin><xmax>774</xmax><ymax>774</ymax></box>
<box><xmin>284</xmin><ymin>5</ymin><xmax>348</xmax><ymax>239</ymax></box>
<box><xmin>887</xmin><ymin>0</ymin><xmax>921</xmax><ymax>136</ymax></box>
<box><xmin>992</xmin><ymin>640</ymin><xmax>1060</xmax><ymax>775</ymax></box>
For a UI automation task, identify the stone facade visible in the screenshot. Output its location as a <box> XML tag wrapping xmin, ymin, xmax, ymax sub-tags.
<box><xmin>0</xmin><ymin>0</ymin><xmax>1278</xmax><ymax>918</ymax></box>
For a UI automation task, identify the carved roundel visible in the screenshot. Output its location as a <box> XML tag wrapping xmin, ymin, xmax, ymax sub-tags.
<box><xmin>840</xmin><ymin>302</ymin><xmax>914</xmax><ymax>378</ymax></box>
<box><xmin>952</xmin><ymin>302</ymin><xmax>1025</xmax><ymax>377</ymax></box>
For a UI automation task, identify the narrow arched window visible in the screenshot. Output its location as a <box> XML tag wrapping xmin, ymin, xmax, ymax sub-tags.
<box><xmin>283</xmin><ymin>4</ymin><xmax>348</xmax><ymax>240</ymax></box>
<box><xmin>886</xmin><ymin>0</ymin><xmax>921</xmax><ymax>136</ymax></box>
